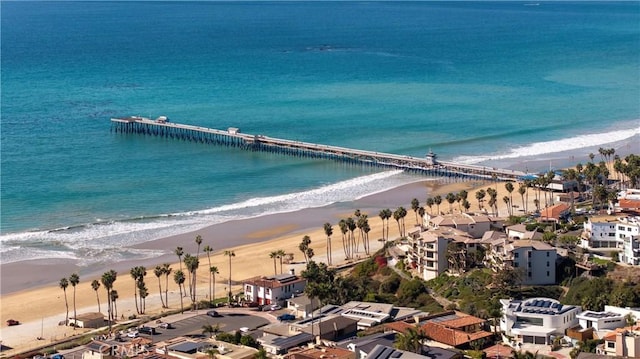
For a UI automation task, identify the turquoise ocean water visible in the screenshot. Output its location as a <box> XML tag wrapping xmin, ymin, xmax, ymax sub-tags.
<box><xmin>1</xmin><ymin>1</ymin><xmax>639</xmax><ymax>266</ymax></box>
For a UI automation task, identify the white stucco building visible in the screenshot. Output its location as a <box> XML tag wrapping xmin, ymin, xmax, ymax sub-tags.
<box><xmin>617</xmin><ymin>216</ymin><xmax>640</xmax><ymax>265</ymax></box>
<box><xmin>500</xmin><ymin>298</ymin><xmax>581</xmax><ymax>346</ymax></box>
<box><xmin>485</xmin><ymin>239</ymin><xmax>557</xmax><ymax>285</ymax></box>
<box><xmin>244</xmin><ymin>271</ymin><xmax>307</xmax><ymax>306</ymax></box>
<box><xmin>577</xmin><ymin>311</ymin><xmax>627</xmax><ymax>331</ymax></box>
<box><xmin>580</xmin><ymin>216</ymin><xmax>620</xmax><ymax>250</ymax></box>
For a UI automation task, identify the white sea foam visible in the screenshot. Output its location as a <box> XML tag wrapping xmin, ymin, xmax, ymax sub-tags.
<box><xmin>0</xmin><ymin>170</ymin><xmax>416</xmax><ymax>265</ymax></box>
<box><xmin>453</xmin><ymin>126</ymin><xmax>640</xmax><ymax>165</ymax></box>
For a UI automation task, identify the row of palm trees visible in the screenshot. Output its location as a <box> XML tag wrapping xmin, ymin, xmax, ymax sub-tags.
<box><xmin>60</xmin><ymin>235</ymin><xmax>238</xmax><ymax>327</ymax></box>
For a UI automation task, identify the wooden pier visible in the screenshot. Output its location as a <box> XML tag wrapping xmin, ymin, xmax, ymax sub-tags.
<box><xmin>111</xmin><ymin>116</ymin><xmax>526</xmax><ymax>181</ymax></box>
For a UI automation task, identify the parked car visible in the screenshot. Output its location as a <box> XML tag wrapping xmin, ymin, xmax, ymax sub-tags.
<box><xmin>127</xmin><ymin>330</ymin><xmax>139</xmax><ymax>338</ymax></box>
<box><xmin>270</xmin><ymin>304</ymin><xmax>282</xmax><ymax>311</ymax></box>
<box><xmin>138</xmin><ymin>326</ymin><xmax>156</xmax><ymax>335</ymax></box>
<box><xmin>206</xmin><ymin>310</ymin><xmax>222</xmax><ymax>317</ymax></box>
<box><xmin>6</xmin><ymin>319</ymin><xmax>20</xmax><ymax>326</ymax></box>
<box><xmin>277</xmin><ymin>314</ymin><xmax>295</xmax><ymax>321</ymax></box>
<box><xmin>159</xmin><ymin>322</ymin><xmax>173</xmax><ymax>329</ymax></box>
<box><xmin>51</xmin><ymin>354</ymin><xmax>65</xmax><ymax>359</ymax></box>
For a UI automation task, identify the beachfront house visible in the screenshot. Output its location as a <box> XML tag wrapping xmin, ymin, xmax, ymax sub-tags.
<box><xmin>500</xmin><ymin>298</ymin><xmax>581</xmax><ymax>347</ymax></box>
<box><xmin>243</xmin><ymin>270</ymin><xmax>307</xmax><ymax>306</ymax></box>
<box><xmin>616</xmin><ymin>216</ymin><xmax>640</xmax><ymax>265</ymax></box>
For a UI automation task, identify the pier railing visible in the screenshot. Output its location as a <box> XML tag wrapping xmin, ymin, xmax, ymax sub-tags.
<box><xmin>111</xmin><ymin>116</ymin><xmax>526</xmax><ymax>181</ymax></box>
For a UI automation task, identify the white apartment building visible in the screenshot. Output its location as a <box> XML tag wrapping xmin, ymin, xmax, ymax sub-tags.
<box><xmin>484</xmin><ymin>239</ymin><xmax>557</xmax><ymax>285</ymax></box>
<box><xmin>500</xmin><ymin>298</ymin><xmax>581</xmax><ymax>346</ymax></box>
<box><xmin>411</xmin><ymin>231</ymin><xmax>450</xmax><ymax>281</ymax></box>
<box><xmin>617</xmin><ymin>216</ymin><xmax>640</xmax><ymax>265</ymax></box>
<box><xmin>580</xmin><ymin>216</ymin><xmax>620</xmax><ymax>250</ymax></box>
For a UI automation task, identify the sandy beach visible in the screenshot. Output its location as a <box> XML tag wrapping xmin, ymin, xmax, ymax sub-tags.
<box><xmin>0</xmin><ymin>176</ymin><xmax>539</xmax><ymax>355</ymax></box>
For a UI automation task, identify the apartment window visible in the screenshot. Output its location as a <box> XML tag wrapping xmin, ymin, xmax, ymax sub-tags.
<box><xmin>514</xmin><ymin>262</ymin><xmax>519</xmax><ymax>268</ymax></box>
<box><xmin>266</xmin><ymin>288</ymin><xmax>271</xmax><ymax>295</ymax></box>
<box><xmin>528</xmin><ymin>272</ymin><xmax>532</xmax><ymax>278</ymax></box>
<box><xmin>547</xmin><ymin>261</ymin><xmax>550</xmax><ymax>267</ymax></box>
<box><xmin>246</xmin><ymin>286</ymin><xmax>252</xmax><ymax>292</ymax></box>
<box><xmin>514</xmin><ymin>253</ymin><xmax>519</xmax><ymax>258</ymax></box>
<box><xmin>547</xmin><ymin>252</ymin><xmax>550</xmax><ymax>257</ymax></box>
<box><xmin>528</xmin><ymin>252</ymin><xmax>532</xmax><ymax>258</ymax></box>
<box><xmin>547</xmin><ymin>271</ymin><xmax>550</xmax><ymax>276</ymax></box>
<box><xmin>609</xmin><ymin>233</ymin><xmax>615</xmax><ymax>237</ymax></box>
<box><xmin>607</xmin><ymin>342</ymin><xmax>615</xmax><ymax>349</ymax></box>
<box><xmin>528</xmin><ymin>262</ymin><xmax>531</xmax><ymax>268</ymax></box>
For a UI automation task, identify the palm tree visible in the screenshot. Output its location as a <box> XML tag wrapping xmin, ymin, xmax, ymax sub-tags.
<box><xmin>162</xmin><ymin>263</ymin><xmax>172</xmax><ymax>308</ymax></box>
<box><xmin>69</xmin><ymin>273</ymin><xmax>79</xmax><ymax>330</ymax></box>
<box><xmin>224</xmin><ymin>250</ymin><xmax>235</xmax><ymax>304</ymax></box>
<box><xmin>462</xmin><ymin>200</ymin><xmax>470</xmax><ymax>212</ymax></box>
<box><xmin>110</xmin><ymin>290</ymin><xmax>119</xmax><ymax>319</ymax></box>
<box><xmin>137</xmin><ymin>280</ymin><xmax>149</xmax><ymax>314</ymax></box>
<box><xmin>418</xmin><ymin>207</ymin><xmax>425</xmax><ymax>226</ymax></box>
<box><xmin>393</xmin><ymin>209</ymin><xmax>402</xmax><ymax>238</ymax></box>
<box><xmin>434</xmin><ymin>195</ymin><xmax>442</xmax><ymax>215</ymax></box>
<box><xmin>100</xmin><ymin>269</ymin><xmax>117</xmax><ymax>331</ymax></box>
<box><xmin>445</xmin><ymin>192</ymin><xmax>456</xmax><ymax>213</ymax></box>
<box><xmin>269</xmin><ymin>251</ymin><xmax>279</xmax><ymax>275</ymax></box>
<box><xmin>277</xmin><ymin>249</ymin><xmax>286</xmax><ymax>274</ymax></box>
<box><xmin>356</xmin><ymin>214</ymin><xmax>368</xmax><ymax>253</ymax></box>
<box><xmin>202</xmin><ymin>323</ymin><xmax>220</xmax><ymax>338</ymax></box>
<box><xmin>210</xmin><ymin>266</ymin><xmax>219</xmax><ymax>302</ymax></box>
<box><xmin>174</xmin><ymin>270</ymin><xmax>186</xmax><ymax>314</ymax></box>
<box><xmin>323</xmin><ymin>223</ymin><xmax>333</xmax><ymax>265</ymax></box>
<box><xmin>346</xmin><ymin>217</ymin><xmax>357</xmax><ymax>255</ymax></box>
<box><xmin>518</xmin><ymin>183</ymin><xmax>527</xmax><ymax>213</ymax></box>
<box><xmin>475</xmin><ymin>189</ymin><xmax>486</xmax><ymax>210</ymax></box>
<box><xmin>175</xmin><ymin>246</ymin><xmax>184</xmax><ymax>271</ymax></box>
<box><xmin>154</xmin><ymin>265</ymin><xmax>166</xmax><ymax>308</ymax></box>
<box><xmin>59</xmin><ymin>278</ymin><xmax>69</xmax><ymax>326</ymax></box>
<box><xmin>130</xmin><ymin>266</ymin><xmax>147</xmax><ymax>314</ymax></box>
<box><xmin>425</xmin><ymin>197</ymin><xmax>434</xmax><ymax>215</ymax></box>
<box><xmin>184</xmin><ymin>254</ymin><xmax>199</xmax><ymax>305</ymax></box>
<box><xmin>183</xmin><ymin>253</ymin><xmax>195</xmax><ymax>299</ymax></box>
<box><xmin>394</xmin><ymin>326</ymin><xmax>426</xmax><ymax>354</ymax></box>
<box><xmin>203</xmin><ymin>245</ymin><xmax>213</xmax><ymax>302</ymax></box>
<box><xmin>195</xmin><ymin>234</ymin><xmax>203</xmax><ymax>258</ymax></box>
<box><xmin>339</xmin><ymin>218</ymin><xmax>349</xmax><ymax>259</ymax></box>
<box><xmin>411</xmin><ymin>198</ymin><xmax>420</xmax><ymax>224</ymax></box>
<box><xmin>91</xmin><ymin>279</ymin><xmax>101</xmax><ymax>312</ymax></box>
<box><xmin>299</xmin><ymin>235</ymin><xmax>311</xmax><ymax>263</ymax></box>
<box><xmin>505</xmin><ymin>182</ymin><xmax>514</xmax><ymax>211</ymax></box>
<box><xmin>363</xmin><ymin>221</ymin><xmax>371</xmax><ymax>255</ymax></box>
<box><xmin>503</xmin><ymin>196</ymin><xmax>511</xmax><ymax>216</ymax></box>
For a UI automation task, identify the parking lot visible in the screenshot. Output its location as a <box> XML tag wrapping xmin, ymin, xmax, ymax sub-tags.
<box><xmin>142</xmin><ymin>310</ymin><xmax>272</xmax><ymax>343</ymax></box>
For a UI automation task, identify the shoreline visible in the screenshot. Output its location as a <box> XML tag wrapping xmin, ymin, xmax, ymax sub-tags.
<box><xmin>0</xmin><ymin>178</ymin><xmax>461</xmax><ymax>296</ymax></box>
<box><xmin>0</xmin><ymin>177</ymin><xmax>492</xmax><ymax>355</ymax></box>
<box><xmin>0</xmin><ymin>153</ymin><xmax>633</xmax><ymax>355</ymax></box>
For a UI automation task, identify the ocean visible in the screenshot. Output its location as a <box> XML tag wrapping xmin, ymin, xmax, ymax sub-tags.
<box><xmin>1</xmin><ymin>1</ymin><xmax>639</xmax><ymax>266</ymax></box>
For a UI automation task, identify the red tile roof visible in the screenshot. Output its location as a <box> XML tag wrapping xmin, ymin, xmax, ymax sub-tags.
<box><xmin>540</xmin><ymin>203</ymin><xmax>570</xmax><ymax>220</ymax></box>
<box><xmin>483</xmin><ymin>344</ymin><xmax>513</xmax><ymax>359</ymax></box>
<box><xmin>440</xmin><ymin>315</ymin><xmax>486</xmax><ymax>329</ymax></box>
<box><xmin>618</xmin><ymin>199</ymin><xmax>640</xmax><ymax>209</ymax></box>
<box><xmin>421</xmin><ymin>321</ymin><xmax>493</xmax><ymax>347</ymax></box>
<box><xmin>384</xmin><ymin>321</ymin><xmax>414</xmax><ymax>334</ymax></box>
